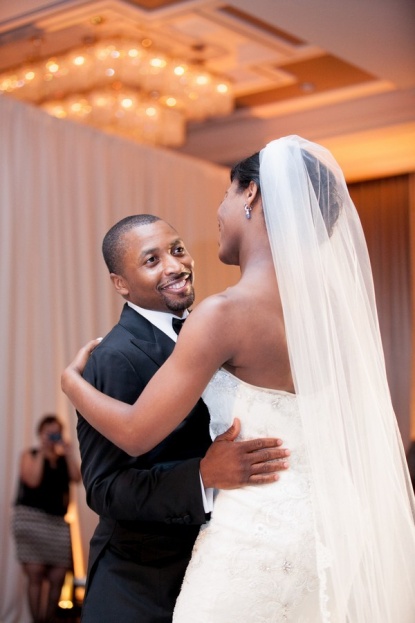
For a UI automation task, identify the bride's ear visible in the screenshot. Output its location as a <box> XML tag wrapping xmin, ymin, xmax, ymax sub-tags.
<box><xmin>247</xmin><ymin>180</ymin><xmax>260</xmax><ymax>203</ymax></box>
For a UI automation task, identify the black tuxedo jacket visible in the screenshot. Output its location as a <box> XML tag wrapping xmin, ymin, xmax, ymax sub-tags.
<box><xmin>77</xmin><ymin>304</ymin><xmax>212</xmax><ymax>623</ymax></box>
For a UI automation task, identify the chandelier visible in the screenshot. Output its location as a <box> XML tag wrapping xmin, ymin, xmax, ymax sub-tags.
<box><xmin>0</xmin><ymin>37</ymin><xmax>234</xmax><ymax>146</ymax></box>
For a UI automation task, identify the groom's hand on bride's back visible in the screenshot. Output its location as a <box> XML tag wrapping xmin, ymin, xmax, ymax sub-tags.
<box><xmin>200</xmin><ymin>418</ymin><xmax>290</xmax><ymax>489</ymax></box>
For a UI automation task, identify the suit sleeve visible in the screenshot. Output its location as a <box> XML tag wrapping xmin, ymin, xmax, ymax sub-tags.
<box><xmin>77</xmin><ymin>344</ymin><xmax>209</xmax><ymax>526</ymax></box>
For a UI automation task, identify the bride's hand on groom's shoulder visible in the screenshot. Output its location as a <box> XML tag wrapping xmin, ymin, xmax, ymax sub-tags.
<box><xmin>61</xmin><ymin>337</ymin><xmax>103</xmax><ymax>393</ymax></box>
<box><xmin>200</xmin><ymin>418</ymin><xmax>290</xmax><ymax>489</ymax></box>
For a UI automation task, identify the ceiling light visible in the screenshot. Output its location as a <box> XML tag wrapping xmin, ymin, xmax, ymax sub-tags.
<box><xmin>0</xmin><ymin>37</ymin><xmax>234</xmax><ymax>147</ymax></box>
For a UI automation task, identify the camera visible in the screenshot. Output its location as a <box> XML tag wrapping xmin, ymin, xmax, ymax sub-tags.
<box><xmin>48</xmin><ymin>432</ymin><xmax>62</xmax><ymax>443</ymax></box>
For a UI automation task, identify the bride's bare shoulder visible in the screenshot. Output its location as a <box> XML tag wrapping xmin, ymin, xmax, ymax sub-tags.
<box><xmin>193</xmin><ymin>285</ymin><xmax>242</xmax><ymax>314</ymax></box>
<box><xmin>188</xmin><ymin>285</ymin><xmax>249</xmax><ymax>334</ymax></box>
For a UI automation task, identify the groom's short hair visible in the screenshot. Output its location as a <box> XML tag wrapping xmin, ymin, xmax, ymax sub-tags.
<box><xmin>102</xmin><ymin>214</ymin><xmax>162</xmax><ymax>274</ymax></box>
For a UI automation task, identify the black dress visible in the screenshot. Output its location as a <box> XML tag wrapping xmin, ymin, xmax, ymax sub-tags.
<box><xmin>12</xmin><ymin>450</ymin><xmax>72</xmax><ymax>567</ymax></box>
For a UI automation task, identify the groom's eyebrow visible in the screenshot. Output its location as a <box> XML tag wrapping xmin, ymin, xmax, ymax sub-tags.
<box><xmin>140</xmin><ymin>246</ymin><xmax>159</xmax><ymax>257</ymax></box>
<box><xmin>170</xmin><ymin>238</ymin><xmax>185</xmax><ymax>247</ymax></box>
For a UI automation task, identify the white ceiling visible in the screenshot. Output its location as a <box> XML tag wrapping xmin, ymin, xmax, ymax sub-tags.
<box><xmin>1</xmin><ymin>0</ymin><xmax>414</xmax><ymax>180</ymax></box>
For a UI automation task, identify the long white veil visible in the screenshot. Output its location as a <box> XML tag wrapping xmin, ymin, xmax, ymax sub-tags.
<box><xmin>260</xmin><ymin>136</ymin><xmax>415</xmax><ymax>622</ymax></box>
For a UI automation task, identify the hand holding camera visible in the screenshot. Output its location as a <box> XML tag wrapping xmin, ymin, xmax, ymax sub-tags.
<box><xmin>48</xmin><ymin>431</ymin><xmax>67</xmax><ymax>455</ymax></box>
<box><xmin>48</xmin><ymin>432</ymin><xmax>62</xmax><ymax>443</ymax></box>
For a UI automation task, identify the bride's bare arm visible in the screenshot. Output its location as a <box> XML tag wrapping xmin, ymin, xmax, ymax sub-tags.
<box><xmin>62</xmin><ymin>298</ymin><xmax>231</xmax><ymax>455</ymax></box>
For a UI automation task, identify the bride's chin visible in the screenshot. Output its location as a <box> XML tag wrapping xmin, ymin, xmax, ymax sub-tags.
<box><xmin>218</xmin><ymin>248</ymin><xmax>236</xmax><ymax>266</ymax></box>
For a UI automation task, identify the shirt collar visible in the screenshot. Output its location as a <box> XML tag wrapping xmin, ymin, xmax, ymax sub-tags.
<box><xmin>127</xmin><ymin>301</ymin><xmax>189</xmax><ymax>342</ymax></box>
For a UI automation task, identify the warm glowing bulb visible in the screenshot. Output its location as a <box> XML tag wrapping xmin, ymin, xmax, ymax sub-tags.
<box><xmin>128</xmin><ymin>48</ymin><xmax>139</xmax><ymax>58</ymax></box>
<box><xmin>145</xmin><ymin>106</ymin><xmax>157</xmax><ymax>117</ymax></box>
<box><xmin>0</xmin><ymin>78</ymin><xmax>12</xmax><ymax>91</ymax></box>
<box><xmin>121</xmin><ymin>98</ymin><xmax>133</xmax><ymax>109</ymax></box>
<box><xmin>196</xmin><ymin>75</ymin><xmax>209</xmax><ymax>86</ymax></box>
<box><xmin>174</xmin><ymin>65</ymin><xmax>185</xmax><ymax>76</ymax></box>
<box><xmin>217</xmin><ymin>83</ymin><xmax>228</xmax><ymax>94</ymax></box>
<box><xmin>165</xmin><ymin>97</ymin><xmax>177</xmax><ymax>107</ymax></box>
<box><xmin>24</xmin><ymin>71</ymin><xmax>35</xmax><ymax>81</ymax></box>
<box><xmin>51</xmin><ymin>106</ymin><xmax>67</xmax><ymax>118</ymax></box>
<box><xmin>105</xmin><ymin>68</ymin><xmax>115</xmax><ymax>77</ymax></box>
<box><xmin>150</xmin><ymin>57</ymin><xmax>166</xmax><ymax>69</ymax></box>
<box><xmin>46</xmin><ymin>61</ymin><xmax>59</xmax><ymax>73</ymax></box>
<box><xmin>73</xmin><ymin>56</ymin><xmax>85</xmax><ymax>66</ymax></box>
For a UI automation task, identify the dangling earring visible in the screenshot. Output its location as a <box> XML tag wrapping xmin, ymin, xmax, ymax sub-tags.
<box><xmin>244</xmin><ymin>203</ymin><xmax>252</xmax><ymax>220</ymax></box>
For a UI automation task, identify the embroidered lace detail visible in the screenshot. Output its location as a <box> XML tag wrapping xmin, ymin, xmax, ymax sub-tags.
<box><xmin>173</xmin><ymin>369</ymin><xmax>324</xmax><ymax>622</ymax></box>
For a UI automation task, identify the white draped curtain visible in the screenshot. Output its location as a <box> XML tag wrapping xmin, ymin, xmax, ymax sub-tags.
<box><xmin>0</xmin><ymin>96</ymin><xmax>237</xmax><ymax>623</ymax></box>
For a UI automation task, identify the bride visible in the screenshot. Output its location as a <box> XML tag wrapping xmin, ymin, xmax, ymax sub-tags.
<box><xmin>62</xmin><ymin>136</ymin><xmax>415</xmax><ymax>622</ymax></box>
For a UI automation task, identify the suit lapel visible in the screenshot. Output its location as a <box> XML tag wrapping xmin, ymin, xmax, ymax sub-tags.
<box><xmin>118</xmin><ymin>304</ymin><xmax>174</xmax><ymax>367</ymax></box>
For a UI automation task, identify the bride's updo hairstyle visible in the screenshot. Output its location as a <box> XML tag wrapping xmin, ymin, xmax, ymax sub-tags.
<box><xmin>301</xmin><ymin>148</ymin><xmax>342</xmax><ymax>237</ymax></box>
<box><xmin>230</xmin><ymin>152</ymin><xmax>260</xmax><ymax>194</ymax></box>
<box><xmin>230</xmin><ymin>146</ymin><xmax>342</xmax><ymax>236</ymax></box>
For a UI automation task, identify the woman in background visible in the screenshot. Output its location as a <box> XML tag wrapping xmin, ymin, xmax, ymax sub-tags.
<box><xmin>12</xmin><ymin>414</ymin><xmax>81</xmax><ymax>623</ymax></box>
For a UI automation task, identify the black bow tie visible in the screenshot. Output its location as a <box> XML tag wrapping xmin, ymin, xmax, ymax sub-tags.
<box><xmin>172</xmin><ymin>317</ymin><xmax>186</xmax><ymax>335</ymax></box>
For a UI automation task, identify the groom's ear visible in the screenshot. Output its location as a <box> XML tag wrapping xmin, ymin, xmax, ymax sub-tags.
<box><xmin>110</xmin><ymin>273</ymin><xmax>129</xmax><ymax>298</ymax></box>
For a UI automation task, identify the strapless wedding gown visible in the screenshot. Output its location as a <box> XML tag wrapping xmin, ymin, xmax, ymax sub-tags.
<box><xmin>173</xmin><ymin>369</ymin><xmax>321</xmax><ymax>622</ymax></box>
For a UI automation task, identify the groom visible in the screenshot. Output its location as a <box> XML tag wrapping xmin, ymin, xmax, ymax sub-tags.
<box><xmin>76</xmin><ymin>214</ymin><xmax>289</xmax><ymax>622</ymax></box>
